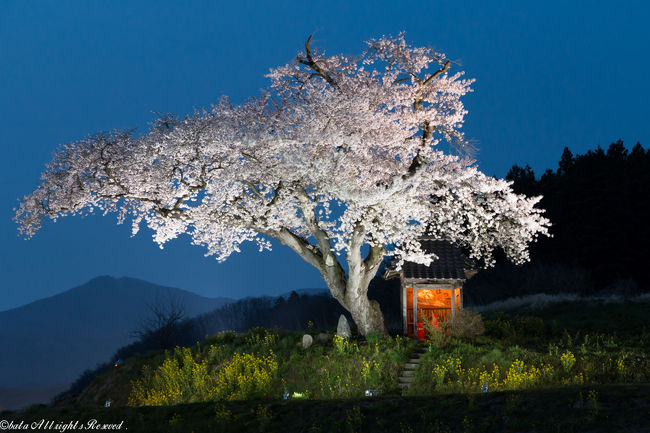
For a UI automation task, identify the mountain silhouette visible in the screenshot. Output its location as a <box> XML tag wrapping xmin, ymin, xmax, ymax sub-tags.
<box><xmin>0</xmin><ymin>276</ymin><xmax>231</xmax><ymax>410</ymax></box>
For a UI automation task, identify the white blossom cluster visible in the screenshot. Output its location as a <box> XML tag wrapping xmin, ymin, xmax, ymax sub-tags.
<box><xmin>16</xmin><ymin>34</ymin><xmax>549</xmax><ymax>279</ymax></box>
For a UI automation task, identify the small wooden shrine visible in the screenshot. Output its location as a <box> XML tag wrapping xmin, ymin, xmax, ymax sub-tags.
<box><xmin>384</xmin><ymin>239</ymin><xmax>477</xmax><ymax>338</ymax></box>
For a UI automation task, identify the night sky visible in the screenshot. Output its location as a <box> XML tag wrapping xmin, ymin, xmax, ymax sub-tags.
<box><xmin>1</xmin><ymin>1</ymin><xmax>648</xmax><ymax>311</ymax></box>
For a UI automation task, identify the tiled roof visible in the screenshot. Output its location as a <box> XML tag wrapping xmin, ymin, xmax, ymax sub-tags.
<box><xmin>401</xmin><ymin>239</ymin><xmax>469</xmax><ymax>281</ymax></box>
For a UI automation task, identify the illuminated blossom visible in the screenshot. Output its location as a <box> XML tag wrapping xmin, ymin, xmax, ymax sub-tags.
<box><xmin>16</xmin><ymin>34</ymin><xmax>549</xmax><ymax>335</ymax></box>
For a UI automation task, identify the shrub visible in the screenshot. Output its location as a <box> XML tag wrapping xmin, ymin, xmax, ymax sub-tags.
<box><xmin>485</xmin><ymin>315</ymin><xmax>514</xmax><ymax>339</ymax></box>
<box><xmin>479</xmin><ymin>348</ymin><xmax>507</xmax><ymax>367</ymax></box>
<box><xmin>243</xmin><ymin>327</ymin><xmax>278</xmax><ymax>349</ymax></box>
<box><xmin>207</xmin><ymin>344</ymin><xmax>229</xmax><ymax>365</ymax></box>
<box><xmin>129</xmin><ymin>347</ymin><xmax>210</xmax><ymax>406</ymax></box>
<box><xmin>212</xmin><ymin>351</ymin><xmax>278</xmax><ymax>400</ymax></box>
<box><xmin>513</xmin><ymin>316</ymin><xmax>545</xmax><ymax>336</ymax></box>
<box><xmin>128</xmin><ymin>346</ymin><xmax>278</xmax><ymax>406</ymax></box>
<box><xmin>333</xmin><ymin>335</ymin><xmax>358</xmax><ymax>354</ymax></box>
<box><xmin>502</xmin><ymin>359</ymin><xmax>551</xmax><ymax>389</ymax></box>
<box><xmin>451</xmin><ymin>309</ymin><xmax>485</xmax><ymax>338</ymax></box>
<box><xmin>365</xmin><ymin>332</ymin><xmax>383</xmax><ymax>344</ymax></box>
<box><xmin>422</xmin><ymin>317</ymin><xmax>448</xmax><ymax>348</ymax></box>
<box><xmin>206</xmin><ymin>330</ymin><xmax>237</xmax><ymax>345</ymax></box>
<box><xmin>560</xmin><ymin>350</ymin><xmax>576</xmax><ymax>372</ymax></box>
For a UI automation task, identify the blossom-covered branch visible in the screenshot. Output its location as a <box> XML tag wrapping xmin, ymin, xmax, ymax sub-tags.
<box><xmin>16</xmin><ymin>34</ymin><xmax>550</xmax><ymax>335</ymax></box>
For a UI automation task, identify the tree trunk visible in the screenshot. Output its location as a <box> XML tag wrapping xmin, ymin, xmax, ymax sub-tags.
<box><xmin>272</xmin><ymin>214</ymin><xmax>389</xmax><ymax>338</ymax></box>
<box><xmin>327</xmin><ymin>272</ymin><xmax>387</xmax><ymax>337</ymax></box>
<box><xmin>345</xmin><ymin>294</ymin><xmax>388</xmax><ymax>337</ymax></box>
<box><xmin>324</xmin><ymin>275</ymin><xmax>388</xmax><ymax>337</ymax></box>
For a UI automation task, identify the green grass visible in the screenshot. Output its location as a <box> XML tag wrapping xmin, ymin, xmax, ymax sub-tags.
<box><xmin>4</xmin><ymin>299</ymin><xmax>650</xmax><ymax>432</ymax></box>
<box><xmin>70</xmin><ymin>327</ymin><xmax>416</xmax><ymax>407</ymax></box>
<box><xmin>408</xmin><ymin>302</ymin><xmax>650</xmax><ymax>396</ymax></box>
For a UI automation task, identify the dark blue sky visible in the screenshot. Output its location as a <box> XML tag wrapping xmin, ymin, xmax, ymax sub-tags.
<box><xmin>1</xmin><ymin>1</ymin><xmax>648</xmax><ymax>310</ymax></box>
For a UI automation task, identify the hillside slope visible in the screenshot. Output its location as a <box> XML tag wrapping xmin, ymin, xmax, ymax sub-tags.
<box><xmin>15</xmin><ymin>298</ymin><xmax>650</xmax><ymax>432</ymax></box>
<box><xmin>0</xmin><ymin>276</ymin><xmax>231</xmax><ymax>409</ymax></box>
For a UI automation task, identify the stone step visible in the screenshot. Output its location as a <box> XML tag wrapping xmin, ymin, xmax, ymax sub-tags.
<box><xmin>397</xmin><ymin>345</ymin><xmax>427</xmax><ymax>392</ymax></box>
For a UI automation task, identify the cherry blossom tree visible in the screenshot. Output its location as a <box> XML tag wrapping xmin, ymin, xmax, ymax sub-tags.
<box><xmin>16</xmin><ymin>34</ymin><xmax>550</xmax><ymax>336</ymax></box>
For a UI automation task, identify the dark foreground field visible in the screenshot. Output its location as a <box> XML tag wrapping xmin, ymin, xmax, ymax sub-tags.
<box><xmin>4</xmin><ymin>383</ymin><xmax>649</xmax><ymax>433</ymax></box>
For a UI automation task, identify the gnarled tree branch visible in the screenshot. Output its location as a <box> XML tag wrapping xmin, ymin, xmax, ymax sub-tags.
<box><xmin>297</xmin><ymin>35</ymin><xmax>340</xmax><ymax>91</ymax></box>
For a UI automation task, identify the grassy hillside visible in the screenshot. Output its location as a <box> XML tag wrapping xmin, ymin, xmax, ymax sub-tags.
<box><xmin>4</xmin><ymin>298</ymin><xmax>649</xmax><ymax>432</ymax></box>
<box><xmin>70</xmin><ymin>329</ymin><xmax>415</xmax><ymax>407</ymax></box>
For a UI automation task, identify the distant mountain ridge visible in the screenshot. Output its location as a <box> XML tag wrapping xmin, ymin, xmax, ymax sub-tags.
<box><xmin>0</xmin><ymin>276</ymin><xmax>232</xmax><ymax>410</ymax></box>
<box><xmin>276</xmin><ymin>288</ymin><xmax>329</xmax><ymax>298</ymax></box>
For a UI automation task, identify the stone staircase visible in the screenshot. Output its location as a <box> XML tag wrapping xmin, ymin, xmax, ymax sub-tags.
<box><xmin>398</xmin><ymin>342</ymin><xmax>427</xmax><ymax>393</ymax></box>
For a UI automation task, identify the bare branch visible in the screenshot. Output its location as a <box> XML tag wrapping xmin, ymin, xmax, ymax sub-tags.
<box><xmin>422</xmin><ymin>59</ymin><xmax>451</xmax><ymax>87</ymax></box>
<box><xmin>297</xmin><ymin>35</ymin><xmax>340</xmax><ymax>91</ymax></box>
<box><xmin>256</xmin><ymin>226</ymin><xmax>323</xmax><ymax>269</ymax></box>
<box><xmin>131</xmin><ymin>296</ymin><xmax>187</xmax><ymax>349</ymax></box>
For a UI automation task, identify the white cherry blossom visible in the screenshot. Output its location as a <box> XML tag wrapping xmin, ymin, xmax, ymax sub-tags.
<box><xmin>16</xmin><ymin>34</ymin><xmax>549</xmax><ymax>335</ymax></box>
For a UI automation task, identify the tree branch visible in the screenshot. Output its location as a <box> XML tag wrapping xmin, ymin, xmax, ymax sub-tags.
<box><xmin>267</xmin><ymin>181</ymin><xmax>283</xmax><ymax>208</ymax></box>
<box><xmin>422</xmin><ymin>59</ymin><xmax>451</xmax><ymax>87</ymax></box>
<box><xmin>297</xmin><ymin>35</ymin><xmax>340</xmax><ymax>91</ymax></box>
<box><xmin>294</xmin><ymin>188</ymin><xmax>348</xmax><ymax>300</ymax></box>
<box><xmin>395</xmin><ymin>60</ymin><xmax>453</xmax><ymax>185</ymax></box>
<box><xmin>244</xmin><ymin>180</ymin><xmax>267</xmax><ymax>202</ymax></box>
<box><xmin>346</xmin><ymin>221</ymin><xmax>366</xmax><ymax>298</ymax></box>
<box><xmin>263</xmin><ymin>227</ymin><xmax>324</xmax><ymax>270</ymax></box>
<box><xmin>295</xmin><ymin>188</ymin><xmax>337</xmax><ymax>263</ymax></box>
<box><xmin>361</xmin><ymin>243</ymin><xmax>386</xmax><ymax>291</ymax></box>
